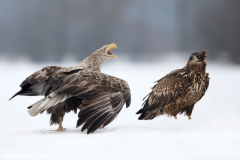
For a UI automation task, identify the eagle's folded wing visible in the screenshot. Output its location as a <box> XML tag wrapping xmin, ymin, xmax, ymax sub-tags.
<box><xmin>137</xmin><ymin>70</ymin><xmax>190</xmax><ymax>119</ymax></box>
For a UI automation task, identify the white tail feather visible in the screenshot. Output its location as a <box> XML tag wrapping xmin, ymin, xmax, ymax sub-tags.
<box><xmin>27</xmin><ymin>98</ymin><xmax>46</xmax><ymax>116</ymax></box>
<box><xmin>28</xmin><ymin>93</ymin><xmax>68</xmax><ymax>116</ymax></box>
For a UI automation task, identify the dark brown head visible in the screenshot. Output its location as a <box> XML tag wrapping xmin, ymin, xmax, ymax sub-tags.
<box><xmin>189</xmin><ymin>50</ymin><xmax>207</xmax><ymax>62</ymax></box>
<box><xmin>187</xmin><ymin>50</ymin><xmax>207</xmax><ymax>72</ymax></box>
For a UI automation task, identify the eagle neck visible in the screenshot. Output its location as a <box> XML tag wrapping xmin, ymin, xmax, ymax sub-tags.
<box><xmin>77</xmin><ymin>54</ymin><xmax>108</xmax><ymax>72</ymax></box>
<box><xmin>185</xmin><ymin>62</ymin><xmax>206</xmax><ymax>79</ymax></box>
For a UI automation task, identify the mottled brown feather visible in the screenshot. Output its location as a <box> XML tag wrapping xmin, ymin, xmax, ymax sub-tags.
<box><xmin>137</xmin><ymin>50</ymin><xmax>209</xmax><ymax>120</ymax></box>
<box><xmin>20</xmin><ymin>66</ymin><xmax>61</xmax><ymax>87</ymax></box>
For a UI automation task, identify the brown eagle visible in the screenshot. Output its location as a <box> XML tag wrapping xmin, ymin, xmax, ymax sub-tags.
<box><xmin>136</xmin><ymin>50</ymin><xmax>209</xmax><ymax>120</ymax></box>
<box><xmin>9</xmin><ymin>43</ymin><xmax>131</xmax><ymax>134</ymax></box>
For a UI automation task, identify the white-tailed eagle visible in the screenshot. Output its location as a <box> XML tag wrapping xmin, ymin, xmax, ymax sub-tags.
<box><xmin>10</xmin><ymin>43</ymin><xmax>131</xmax><ymax>134</ymax></box>
<box><xmin>137</xmin><ymin>50</ymin><xmax>209</xmax><ymax>120</ymax></box>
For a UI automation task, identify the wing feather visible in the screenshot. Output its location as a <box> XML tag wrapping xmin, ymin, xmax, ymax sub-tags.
<box><xmin>137</xmin><ymin>69</ymin><xmax>190</xmax><ymax>119</ymax></box>
<box><xmin>20</xmin><ymin>66</ymin><xmax>61</xmax><ymax>87</ymax></box>
<box><xmin>50</xmin><ymin>70</ymin><xmax>130</xmax><ymax>134</ymax></box>
<box><xmin>9</xmin><ymin>66</ymin><xmax>61</xmax><ymax>100</ymax></box>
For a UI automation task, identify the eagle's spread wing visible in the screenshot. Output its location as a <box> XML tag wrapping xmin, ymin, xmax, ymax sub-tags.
<box><xmin>9</xmin><ymin>66</ymin><xmax>61</xmax><ymax>100</ymax></box>
<box><xmin>9</xmin><ymin>66</ymin><xmax>83</xmax><ymax>100</ymax></box>
<box><xmin>137</xmin><ymin>69</ymin><xmax>190</xmax><ymax>120</ymax></box>
<box><xmin>49</xmin><ymin>70</ymin><xmax>131</xmax><ymax>134</ymax></box>
<box><xmin>9</xmin><ymin>43</ymin><xmax>126</xmax><ymax>133</ymax></box>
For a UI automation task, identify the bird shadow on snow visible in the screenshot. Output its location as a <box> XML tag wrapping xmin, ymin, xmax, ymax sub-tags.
<box><xmin>36</xmin><ymin>126</ymin><xmax>119</xmax><ymax>135</ymax></box>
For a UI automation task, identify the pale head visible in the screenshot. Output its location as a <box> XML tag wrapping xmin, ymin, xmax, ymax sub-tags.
<box><xmin>91</xmin><ymin>43</ymin><xmax>117</xmax><ymax>59</ymax></box>
<box><xmin>78</xmin><ymin>43</ymin><xmax>118</xmax><ymax>72</ymax></box>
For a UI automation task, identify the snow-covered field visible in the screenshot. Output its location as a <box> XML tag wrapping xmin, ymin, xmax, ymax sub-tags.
<box><xmin>1</xmin><ymin>57</ymin><xmax>240</xmax><ymax>160</ymax></box>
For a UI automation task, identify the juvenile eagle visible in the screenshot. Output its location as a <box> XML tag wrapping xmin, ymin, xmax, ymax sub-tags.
<box><xmin>136</xmin><ymin>50</ymin><xmax>209</xmax><ymax>120</ymax></box>
<box><xmin>10</xmin><ymin>43</ymin><xmax>131</xmax><ymax>134</ymax></box>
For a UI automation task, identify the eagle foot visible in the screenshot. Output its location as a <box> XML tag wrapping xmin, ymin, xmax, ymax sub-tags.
<box><xmin>55</xmin><ymin>127</ymin><xmax>66</xmax><ymax>132</ymax></box>
<box><xmin>54</xmin><ymin>123</ymin><xmax>66</xmax><ymax>132</ymax></box>
<box><xmin>174</xmin><ymin>116</ymin><xmax>177</xmax><ymax>120</ymax></box>
<box><xmin>188</xmin><ymin>116</ymin><xmax>192</xmax><ymax>120</ymax></box>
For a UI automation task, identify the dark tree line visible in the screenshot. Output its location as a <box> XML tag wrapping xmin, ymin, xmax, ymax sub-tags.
<box><xmin>0</xmin><ymin>0</ymin><xmax>239</xmax><ymax>63</ymax></box>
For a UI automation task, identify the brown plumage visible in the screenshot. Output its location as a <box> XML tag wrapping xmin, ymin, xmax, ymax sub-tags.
<box><xmin>136</xmin><ymin>50</ymin><xmax>209</xmax><ymax>120</ymax></box>
<box><xmin>10</xmin><ymin>43</ymin><xmax>131</xmax><ymax>134</ymax></box>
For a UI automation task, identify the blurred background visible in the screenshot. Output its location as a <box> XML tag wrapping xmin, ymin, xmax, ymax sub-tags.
<box><xmin>0</xmin><ymin>0</ymin><xmax>240</xmax><ymax>64</ymax></box>
<box><xmin>1</xmin><ymin>1</ymin><xmax>240</xmax><ymax>158</ymax></box>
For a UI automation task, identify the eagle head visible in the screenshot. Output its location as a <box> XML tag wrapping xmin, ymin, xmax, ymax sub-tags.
<box><xmin>189</xmin><ymin>50</ymin><xmax>207</xmax><ymax>62</ymax></box>
<box><xmin>79</xmin><ymin>43</ymin><xmax>118</xmax><ymax>72</ymax></box>
<box><xmin>94</xmin><ymin>43</ymin><xmax>117</xmax><ymax>59</ymax></box>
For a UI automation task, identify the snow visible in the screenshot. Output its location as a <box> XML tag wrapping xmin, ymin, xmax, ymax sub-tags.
<box><xmin>1</xmin><ymin>58</ymin><xmax>240</xmax><ymax>160</ymax></box>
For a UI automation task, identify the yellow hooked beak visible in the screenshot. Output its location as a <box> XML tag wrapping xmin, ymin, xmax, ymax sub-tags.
<box><xmin>108</xmin><ymin>43</ymin><xmax>117</xmax><ymax>58</ymax></box>
<box><xmin>109</xmin><ymin>43</ymin><xmax>117</xmax><ymax>49</ymax></box>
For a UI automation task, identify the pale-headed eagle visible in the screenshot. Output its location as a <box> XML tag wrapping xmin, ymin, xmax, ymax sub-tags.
<box><xmin>10</xmin><ymin>43</ymin><xmax>131</xmax><ymax>134</ymax></box>
<box><xmin>136</xmin><ymin>50</ymin><xmax>209</xmax><ymax>120</ymax></box>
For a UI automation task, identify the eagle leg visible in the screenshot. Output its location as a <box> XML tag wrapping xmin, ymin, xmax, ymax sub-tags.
<box><xmin>186</xmin><ymin>104</ymin><xmax>194</xmax><ymax>120</ymax></box>
<box><xmin>174</xmin><ymin>116</ymin><xmax>177</xmax><ymax>120</ymax></box>
<box><xmin>49</xmin><ymin>111</ymin><xmax>66</xmax><ymax>132</ymax></box>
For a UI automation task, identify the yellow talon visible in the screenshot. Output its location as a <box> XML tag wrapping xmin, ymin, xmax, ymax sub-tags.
<box><xmin>55</xmin><ymin>123</ymin><xmax>66</xmax><ymax>132</ymax></box>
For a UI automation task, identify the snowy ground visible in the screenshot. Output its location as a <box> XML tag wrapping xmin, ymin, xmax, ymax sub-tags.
<box><xmin>1</xmin><ymin>57</ymin><xmax>240</xmax><ymax>160</ymax></box>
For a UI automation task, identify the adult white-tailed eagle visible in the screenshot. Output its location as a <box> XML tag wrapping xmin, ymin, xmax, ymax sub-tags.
<box><xmin>10</xmin><ymin>43</ymin><xmax>131</xmax><ymax>134</ymax></box>
<box><xmin>136</xmin><ymin>50</ymin><xmax>209</xmax><ymax>120</ymax></box>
